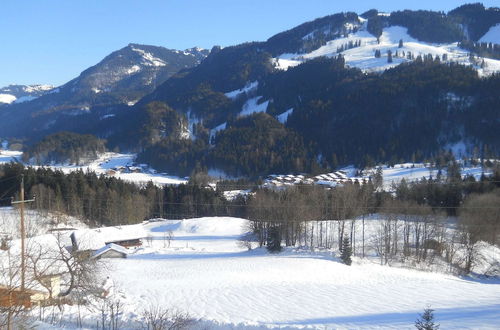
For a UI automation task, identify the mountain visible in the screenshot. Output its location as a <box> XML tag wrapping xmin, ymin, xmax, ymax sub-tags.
<box><xmin>0</xmin><ymin>84</ymin><xmax>54</xmax><ymax>105</ymax></box>
<box><xmin>2</xmin><ymin>4</ymin><xmax>500</xmax><ymax>176</ymax></box>
<box><xmin>125</xmin><ymin>5</ymin><xmax>500</xmax><ymax>176</ymax></box>
<box><xmin>0</xmin><ymin>44</ymin><xmax>209</xmax><ymax>139</ymax></box>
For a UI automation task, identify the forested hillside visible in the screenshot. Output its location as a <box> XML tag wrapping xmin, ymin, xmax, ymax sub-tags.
<box><xmin>22</xmin><ymin>132</ymin><xmax>106</xmax><ymax>165</ymax></box>
<box><xmin>132</xmin><ymin>56</ymin><xmax>499</xmax><ymax>176</ymax></box>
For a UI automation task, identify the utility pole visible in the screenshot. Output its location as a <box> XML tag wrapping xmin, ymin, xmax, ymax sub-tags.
<box><xmin>11</xmin><ymin>175</ymin><xmax>35</xmax><ymax>291</ymax></box>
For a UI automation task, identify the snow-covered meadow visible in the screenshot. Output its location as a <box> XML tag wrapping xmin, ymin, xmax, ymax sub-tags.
<box><xmin>4</xmin><ymin>215</ymin><xmax>496</xmax><ymax>329</ymax></box>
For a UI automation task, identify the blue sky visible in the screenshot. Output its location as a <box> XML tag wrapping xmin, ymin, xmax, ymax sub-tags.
<box><xmin>0</xmin><ymin>0</ymin><xmax>496</xmax><ymax>87</ymax></box>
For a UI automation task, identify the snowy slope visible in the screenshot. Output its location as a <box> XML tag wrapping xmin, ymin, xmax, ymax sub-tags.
<box><xmin>480</xmin><ymin>24</ymin><xmax>500</xmax><ymax>44</ymax></box>
<box><xmin>0</xmin><ymin>207</ymin><xmax>87</xmax><ymax>240</ymax></box>
<box><xmin>275</xmin><ymin>24</ymin><xmax>500</xmax><ymax>76</ymax></box>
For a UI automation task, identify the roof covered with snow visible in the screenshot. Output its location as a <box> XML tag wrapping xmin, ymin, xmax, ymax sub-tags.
<box><xmin>71</xmin><ymin>224</ymin><xmax>147</xmax><ymax>251</ymax></box>
<box><xmin>92</xmin><ymin>243</ymin><xmax>129</xmax><ymax>258</ymax></box>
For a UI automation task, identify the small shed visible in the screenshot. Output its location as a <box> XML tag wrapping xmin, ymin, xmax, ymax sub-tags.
<box><xmin>92</xmin><ymin>243</ymin><xmax>128</xmax><ymax>259</ymax></box>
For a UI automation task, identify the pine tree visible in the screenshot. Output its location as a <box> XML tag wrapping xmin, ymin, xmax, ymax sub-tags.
<box><xmin>387</xmin><ymin>50</ymin><xmax>393</xmax><ymax>63</ymax></box>
<box><xmin>399</xmin><ymin>39</ymin><xmax>404</xmax><ymax>48</ymax></box>
<box><xmin>340</xmin><ymin>236</ymin><xmax>352</xmax><ymax>265</ymax></box>
<box><xmin>266</xmin><ymin>226</ymin><xmax>282</xmax><ymax>253</ymax></box>
<box><xmin>415</xmin><ymin>307</ymin><xmax>439</xmax><ymax>330</ymax></box>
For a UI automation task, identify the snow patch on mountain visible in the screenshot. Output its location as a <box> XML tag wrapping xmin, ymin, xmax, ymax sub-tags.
<box><xmin>0</xmin><ymin>94</ymin><xmax>17</xmax><ymax>104</ymax></box>
<box><xmin>480</xmin><ymin>24</ymin><xmax>500</xmax><ymax>44</ymax></box>
<box><xmin>238</xmin><ymin>96</ymin><xmax>269</xmax><ymax>117</ymax></box>
<box><xmin>126</xmin><ymin>65</ymin><xmax>141</xmax><ymax>75</ymax></box>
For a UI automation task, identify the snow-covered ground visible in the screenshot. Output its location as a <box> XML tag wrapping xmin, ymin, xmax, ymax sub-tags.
<box><xmin>0</xmin><ymin>149</ymin><xmax>187</xmax><ymax>186</ymax></box>
<box><xmin>16</xmin><ymin>216</ymin><xmax>499</xmax><ymax>329</ymax></box>
<box><xmin>0</xmin><ymin>207</ymin><xmax>87</xmax><ymax>240</ymax></box>
<box><xmin>275</xmin><ymin>24</ymin><xmax>500</xmax><ymax>76</ymax></box>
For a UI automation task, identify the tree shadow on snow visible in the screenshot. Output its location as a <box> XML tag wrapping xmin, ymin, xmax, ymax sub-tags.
<box><xmin>274</xmin><ymin>303</ymin><xmax>500</xmax><ymax>327</ymax></box>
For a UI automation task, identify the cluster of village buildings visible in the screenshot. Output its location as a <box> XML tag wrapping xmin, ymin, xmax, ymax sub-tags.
<box><xmin>264</xmin><ymin>171</ymin><xmax>368</xmax><ymax>188</ymax></box>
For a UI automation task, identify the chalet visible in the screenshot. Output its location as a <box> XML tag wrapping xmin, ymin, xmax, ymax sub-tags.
<box><xmin>127</xmin><ymin>166</ymin><xmax>142</xmax><ymax>173</ymax></box>
<box><xmin>92</xmin><ymin>243</ymin><xmax>128</xmax><ymax>259</ymax></box>
<box><xmin>70</xmin><ymin>224</ymin><xmax>146</xmax><ymax>253</ymax></box>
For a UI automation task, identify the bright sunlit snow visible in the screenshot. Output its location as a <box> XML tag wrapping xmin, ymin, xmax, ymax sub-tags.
<box><xmin>22</xmin><ymin>216</ymin><xmax>498</xmax><ymax>329</ymax></box>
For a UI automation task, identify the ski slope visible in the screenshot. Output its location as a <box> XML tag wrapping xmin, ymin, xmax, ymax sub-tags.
<box><xmin>275</xmin><ymin>25</ymin><xmax>500</xmax><ymax>76</ymax></box>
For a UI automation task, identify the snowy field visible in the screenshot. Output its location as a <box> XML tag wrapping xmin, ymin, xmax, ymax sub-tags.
<box><xmin>6</xmin><ymin>216</ymin><xmax>494</xmax><ymax>329</ymax></box>
<box><xmin>109</xmin><ymin>219</ymin><xmax>500</xmax><ymax>329</ymax></box>
<box><xmin>375</xmin><ymin>163</ymin><xmax>491</xmax><ymax>190</ymax></box>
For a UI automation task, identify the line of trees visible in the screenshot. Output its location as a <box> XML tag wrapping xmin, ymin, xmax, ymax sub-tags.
<box><xmin>245</xmin><ymin>165</ymin><xmax>500</xmax><ymax>273</ymax></box>
<box><xmin>1</xmin><ymin>161</ymin><xmax>498</xmax><ymax>274</ymax></box>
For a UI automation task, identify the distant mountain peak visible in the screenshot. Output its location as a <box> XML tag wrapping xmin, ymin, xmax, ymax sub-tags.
<box><xmin>0</xmin><ymin>84</ymin><xmax>54</xmax><ymax>105</ymax></box>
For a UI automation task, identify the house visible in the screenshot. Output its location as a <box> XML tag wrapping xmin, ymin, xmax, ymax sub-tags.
<box><xmin>0</xmin><ymin>274</ymin><xmax>61</xmax><ymax>308</ymax></box>
<box><xmin>0</xmin><ymin>286</ymin><xmax>47</xmax><ymax>308</ymax></box>
<box><xmin>92</xmin><ymin>243</ymin><xmax>128</xmax><ymax>259</ymax></box>
<box><xmin>70</xmin><ymin>224</ymin><xmax>146</xmax><ymax>253</ymax></box>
